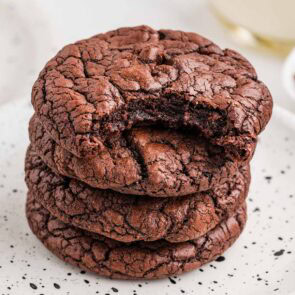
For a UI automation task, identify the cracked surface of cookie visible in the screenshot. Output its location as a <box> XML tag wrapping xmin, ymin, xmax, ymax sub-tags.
<box><xmin>25</xmin><ymin>145</ymin><xmax>250</xmax><ymax>243</ymax></box>
<box><xmin>31</xmin><ymin>25</ymin><xmax>272</xmax><ymax>160</ymax></box>
<box><xmin>26</xmin><ymin>193</ymin><xmax>247</xmax><ymax>279</ymax></box>
<box><xmin>29</xmin><ymin>114</ymin><xmax>245</xmax><ymax>197</ymax></box>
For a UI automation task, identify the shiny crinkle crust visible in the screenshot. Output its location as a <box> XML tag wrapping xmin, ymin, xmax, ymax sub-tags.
<box><xmin>29</xmin><ymin>114</ymin><xmax>249</xmax><ymax>197</ymax></box>
<box><xmin>26</xmin><ymin>192</ymin><xmax>247</xmax><ymax>280</ymax></box>
<box><xmin>25</xmin><ymin>145</ymin><xmax>250</xmax><ymax>243</ymax></box>
<box><xmin>31</xmin><ymin>25</ymin><xmax>272</xmax><ymax>160</ymax></box>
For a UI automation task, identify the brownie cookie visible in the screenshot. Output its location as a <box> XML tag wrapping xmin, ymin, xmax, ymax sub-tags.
<box><xmin>29</xmin><ymin>114</ymin><xmax>245</xmax><ymax>197</ymax></box>
<box><xmin>26</xmin><ymin>193</ymin><xmax>247</xmax><ymax>279</ymax></box>
<box><xmin>32</xmin><ymin>25</ymin><xmax>272</xmax><ymax>161</ymax></box>
<box><xmin>25</xmin><ymin>145</ymin><xmax>250</xmax><ymax>243</ymax></box>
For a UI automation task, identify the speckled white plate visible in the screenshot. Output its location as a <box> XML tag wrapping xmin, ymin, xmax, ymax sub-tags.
<box><xmin>0</xmin><ymin>99</ymin><xmax>294</xmax><ymax>295</ymax></box>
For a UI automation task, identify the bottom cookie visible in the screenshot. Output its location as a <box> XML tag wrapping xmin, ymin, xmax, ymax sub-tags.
<box><xmin>26</xmin><ymin>192</ymin><xmax>247</xmax><ymax>280</ymax></box>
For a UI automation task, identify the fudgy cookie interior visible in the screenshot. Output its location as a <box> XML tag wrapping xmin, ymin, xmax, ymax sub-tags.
<box><xmin>29</xmin><ymin>114</ymin><xmax>245</xmax><ymax>196</ymax></box>
<box><xmin>32</xmin><ymin>26</ymin><xmax>272</xmax><ymax>159</ymax></box>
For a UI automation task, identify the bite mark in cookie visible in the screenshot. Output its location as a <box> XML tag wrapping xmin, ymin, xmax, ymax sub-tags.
<box><xmin>29</xmin><ymin>114</ymin><xmax>246</xmax><ymax>196</ymax></box>
<box><xmin>32</xmin><ymin>25</ymin><xmax>272</xmax><ymax>160</ymax></box>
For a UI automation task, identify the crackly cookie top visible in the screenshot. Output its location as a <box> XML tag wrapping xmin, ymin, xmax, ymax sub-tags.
<box><xmin>29</xmin><ymin>114</ymin><xmax>246</xmax><ymax>197</ymax></box>
<box><xmin>25</xmin><ymin>145</ymin><xmax>250</xmax><ymax>243</ymax></box>
<box><xmin>26</xmin><ymin>192</ymin><xmax>247</xmax><ymax>279</ymax></box>
<box><xmin>32</xmin><ymin>25</ymin><xmax>272</xmax><ymax>159</ymax></box>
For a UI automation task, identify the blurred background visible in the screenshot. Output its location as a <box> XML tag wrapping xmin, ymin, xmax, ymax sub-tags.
<box><xmin>1</xmin><ymin>0</ymin><xmax>295</xmax><ymax>113</ymax></box>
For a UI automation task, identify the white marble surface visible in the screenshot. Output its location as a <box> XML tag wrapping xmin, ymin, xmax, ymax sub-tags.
<box><xmin>1</xmin><ymin>0</ymin><xmax>295</xmax><ymax>114</ymax></box>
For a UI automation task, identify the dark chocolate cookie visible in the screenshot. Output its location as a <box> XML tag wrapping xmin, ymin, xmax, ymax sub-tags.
<box><xmin>29</xmin><ymin>114</ymin><xmax>244</xmax><ymax>197</ymax></box>
<box><xmin>26</xmin><ymin>192</ymin><xmax>247</xmax><ymax>279</ymax></box>
<box><xmin>25</xmin><ymin>145</ymin><xmax>250</xmax><ymax>243</ymax></box>
<box><xmin>32</xmin><ymin>25</ymin><xmax>272</xmax><ymax>161</ymax></box>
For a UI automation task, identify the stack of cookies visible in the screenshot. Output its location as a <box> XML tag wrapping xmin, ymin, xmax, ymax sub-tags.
<box><xmin>25</xmin><ymin>26</ymin><xmax>273</xmax><ymax>279</ymax></box>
